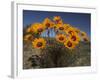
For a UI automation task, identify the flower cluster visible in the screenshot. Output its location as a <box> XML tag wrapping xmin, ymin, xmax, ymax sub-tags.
<box><xmin>24</xmin><ymin>16</ymin><xmax>89</xmax><ymax>49</ymax></box>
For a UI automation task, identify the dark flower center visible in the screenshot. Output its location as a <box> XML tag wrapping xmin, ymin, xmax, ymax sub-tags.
<box><xmin>28</xmin><ymin>36</ymin><xmax>33</xmax><ymax>40</ymax></box>
<box><xmin>81</xmin><ymin>33</ymin><xmax>85</xmax><ymax>36</ymax></box>
<box><xmin>38</xmin><ymin>28</ymin><xmax>43</xmax><ymax>32</ymax></box>
<box><xmin>46</xmin><ymin>23</ymin><xmax>50</xmax><ymax>27</ymax></box>
<box><xmin>71</xmin><ymin>36</ymin><xmax>76</xmax><ymax>41</ymax></box>
<box><xmin>59</xmin><ymin>37</ymin><xmax>64</xmax><ymax>41</ymax></box>
<box><xmin>59</xmin><ymin>27</ymin><xmax>64</xmax><ymax>30</ymax></box>
<box><xmin>68</xmin><ymin>31</ymin><xmax>73</xmax><ymax>35</ymax></box>
<box><xmin>76</xmin><ymin>31</ymin><xmax>78</xmax><ymax>33</ymax></box>
<box><xmin>56</xmin><ymin>19</ymin><xmax>60</xmax><ymax>23</ymax></box>
<box><xmin>83</xmin><ymin>38</ymin><xmax>88</xmax><ymax>41</ymax></box>
<box><xmin>67</xmin><ymin>41</ymin><xmax>72</xmax><ymax>47</ymax></box>
<box><xmin>37</xmin><ymin>42</ymin><xmax>43</xmax><ymax>47</ymax></box>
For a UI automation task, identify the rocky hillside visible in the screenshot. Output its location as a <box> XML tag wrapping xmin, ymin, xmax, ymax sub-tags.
<box><xmin>23</xmin><ymin>41</ymin><xmax>91</xmax><ymax>69</ymax></box>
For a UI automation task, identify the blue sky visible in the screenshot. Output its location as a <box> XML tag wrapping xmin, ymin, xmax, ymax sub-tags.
<box><xmin>23</xmin><ymin>10</ymin><xmax>91</xmax><ymax>37</ymax></box>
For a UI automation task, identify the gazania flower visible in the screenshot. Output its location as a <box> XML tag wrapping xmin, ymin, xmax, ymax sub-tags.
<box><xmin>80</xmin><ymin>31</ymin><xmax>90</xmax><ymax>42</ymax></box>
<box><xmin>69</xmin><ymin>33</ymin><xmax>80</xmax><ymax>44</ymax></box>
<box><xmin>31</xmin><ymin>23</ymin><xmax>44</xmax><ymax>34</ymax></box>
<box><xmin>80</xmin><ymin>31</ymin><xmax>87</xmax><ymax>37</ymax></box>
<box><xmin>82</xmin><ymin>36</ymin><xmax>89</xmax><ymax>42</ymax></box>
<box><xmin>53</xmin><ymin>16</ymin><xmax>62</xmax><ymax>23</ymax></box>
<box><xmin>32</xmin><ymin>38</ymin><xmax>46</xmax><ymax>49</ymax></box>
<box><xmin>56</xmin><ymin>24</ymin><xmax>65</xmax><ymax>31</ymax></box>
<box><xmin>50</xmin><ymin>21</ymin><xmax>56</xmax><ymax>28</ymax></box>
<box><xmin>65</xmin><ymin>27</ymin><xmax>76</xmax><ymax>35</ymax></box>
<box><xmin>24</xmin><ymin>34</ymin><xmax>34</xmax><ymax>41</ymax></box>
<box><xmin>63</xmin><ymin>24</ymin><xmax>70</xmax><ymax>30</ymax></box>
<box><xmin>64</xmin><ymin>39</ymin><xmax>76</xmax><ymax>49</ymax></box>
<box><xmin>26</xmin><ymin>27</ymin><xmax>31</xmax><ymax>33</ymax></box>
<box><xmin>56</xmin><ymin>19</ymin><xmax>63</xmax><ymax>24</ymax></box>
<box><xmin>56</xmin><ymin>34</ymin><xmax>67</xmax><ymax>43</ymax></box>
<box><xmin>26</xmin><ymin>27</ymin><xmax>34</xmax><ymax>33</ymax></box>
<box><xmin>43</xmin><ymin>18</ymin><xmax>53</xmax><ymax>29</ymax></box>
<box><xmin>73</xmin><ymin>27</ymin><xmax>80</xmax><ymax>34</ymax></box>
<box><xmin>55</xmin><ymin>21</ymin><xmax>66</xmax><ymax>31</ymax></box>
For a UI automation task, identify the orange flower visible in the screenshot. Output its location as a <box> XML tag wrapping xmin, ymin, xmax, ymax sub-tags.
<box><xmin>55</xmin><ymin>21</ymin><xmax>66</xmax><ymax>31</ymax></box>
<box><xmin>64</xmin><ymin>39</ymin><xmax>76</xmax><ymax>49</ymax></box>
<box><xmin>65</xmin><ymin>27</ymin><xmax>76</xmax><ymax>35</ymax></box>
<box><xmin>53</xmin><ymin>16</ymin><xmax>62</xmax><ymax>23</ymax></box>
<box><xmin>56</xmin><ymin>25</ymin><xmax>65</xmax><ymax>31</ymax></box>
<box><xmin>80</xmin><ymin>31</ymin><xmax>87</xmax><ymax>36</ymax></box>
<box><xmin>26</xmin><ymin>26</ymin><xmax>34</xmax><ymax>33</ymax></box>
<box><xmin>43</xmin><ymin>18</ymin><xmax>53</xmax><ymax>29</ymax></box>
<box><xmin>69</xmin><ymin>33</ymin><xmax>80</xmax><ymax>44</ymax></box>
<box><xmin>24</xmin><ymin>34</ymin><xmax>34</xmax><ymax>41</ymax></box>
<box><xmin>31</xmin><ymin>23</ymin><xmax>44</xmax><ymax>34</ymax></box>
<box><xmin>63</xmin><ymin>24</ymin><xmax>71</xmax><ymax>30</ymax></box>
<box><xmin>56</xmin><ymin>34</ymin><xmax>67</xmax><ymax>43</ymax></box>
<box><xmin>32</xmin><ymin>38</ymin><xmax>46</xmax><ymax>49</ymax></box>
<box><xmin>50</xmin><ymin>21</ymin><xmax>56</xmax><ymax>28</ymax></box>
<box><xmin>74</xmin><ymin>27</ymin><xmax>80</xmax><ymax>34</ymax></box>
<box><xmin>80</xmin><ymin>31</ymin><xmax>89</xmax><ymax>42</ymax></box>
<box><xmin>82</xmin><ymin>36</ymin><xmax>89</xmax><ymax>42</ymax></box>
